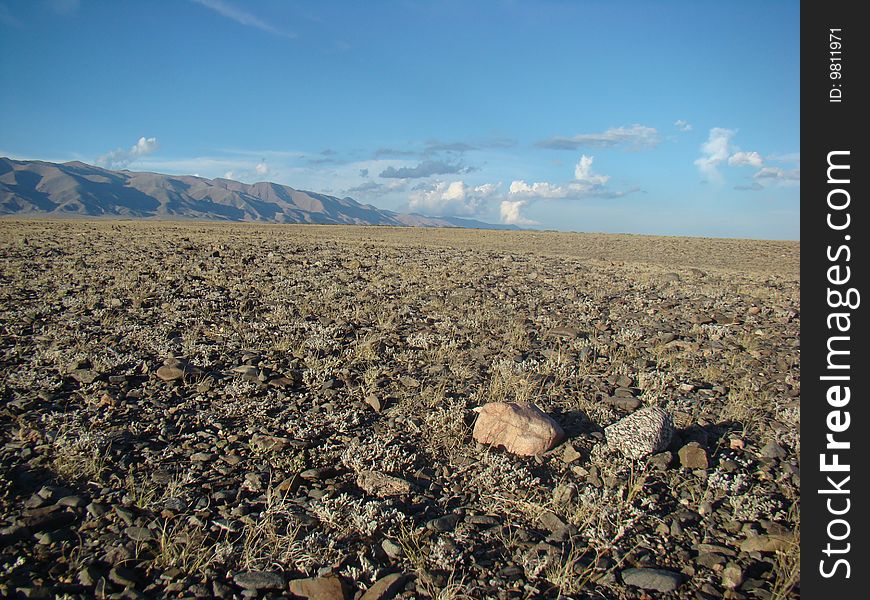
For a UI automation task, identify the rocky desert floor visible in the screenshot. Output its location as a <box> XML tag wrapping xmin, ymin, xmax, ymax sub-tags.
<box><xmin>0</xmin><ymin>220</ymin><xmax>800</xmax><ymax>599</ymax></box>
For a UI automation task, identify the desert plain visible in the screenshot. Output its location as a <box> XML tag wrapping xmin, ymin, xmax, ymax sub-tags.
<box><xmin>0</xmin><ymin>220</ymin><xmax>800</xmax><ymax>599</ymax></box>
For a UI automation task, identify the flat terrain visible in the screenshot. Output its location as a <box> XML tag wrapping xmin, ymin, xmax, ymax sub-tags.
<box><xmin>0</xmin><ymin>220</ymin><xmax>800</xmax><ymax>599</ymax></box>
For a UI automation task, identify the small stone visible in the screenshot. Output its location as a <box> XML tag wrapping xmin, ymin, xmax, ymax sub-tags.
<box><xmin>232</xmin><ymin>365</ymin><xmax>259</xmax><ymax>378</ymax></box>
<box><xmin>605</xmin><ymin>406</ymin><xmax>674</xmax><ymax>459</ymax></box>
<box><xmin>562</xmin><ymin>443</ymin><xmax>582</xmax><ymax>463</ymax></box>
<box><xmin>35</xmin><ymin>528</ymin><xmax>74</xmax><ymax>545</ymax></box>
<box><xmin>268</xmin><ymin>376</ymin><xmax>297</xmax><ymax>389</ymax></box>
<box><xmin>621</xmin><ymin>567</ymin><xmax>683</xmax><ymax>593</ymax></box>
<box><xmin>71</xmin><ymin>369</ymin><xmax>99</xmax><ymax>384</ymax></box>
<box><xmin>287</xmin><ymin>575</ymin><xmax>347</xmax><ymax>599</ymax></box>
<box><xmin>125</xmin><ymin>526</ymin><xmax>152</xmax><ymax>542</ymax></box>
<box><xmin>109</xmin><ymin>566</ymin><xmax>141</xmax><ymax>588</ymax></box>
<box><xmin>721</xmin><ymin>562</ymin><xmax>744</xmax><ymax>589</ymax></box>
<box><xmin>78</xmin><ymin>565</ymin><xmax>101</xmax><ymax>587</ymax></box>
<box><xmin>56</xmin><ymin>495</ymin><xmax>87</xmax><ymax>508</ymax></box>
<box><xmin>761</xmin><ymin>441</ymin><xmax>787</xmax><ymax>459</ymax></box>
<box><xmin>250</xmin><ymin>434</ymin><xmax>292</xmax><ymax>452</ymax></box>
<box><xmin>399</xmin><ymin>376</ymin><xmax>420</xmax><ymax>388</ymax></box>
<box><xmin>465</xmin><ymin>515</ymin><xmax>500</xmax><ymax>527</ymax></box>
<box><xmin>357</xmin><ymin>470</ymin><xmax>413</xmax><ymax>497</ymax></box>
<box><xmin>546</xmin><ymin>327</ymin><xmax>581</xmax><ymax>339</ymax></box>
<box><xmin>739</xmin><ymin>534</ymin><xmax>793</xmax><ymax>554</ymax></box>
<box><xmin>538</xmin><ymin>511</ymin><xmax>566</xmax><ymax>533</ymax></box>
<box><xmin>381</xmin><ymin>539</ymin><xmax>404</xmax><ymax>559</ymax></box>
<box><xmin>649</xmin><ymin>451</ymin><xmax>673</xmax><ymax>471</ymax></box>
<box><xmin>472</xmin><ymin>402</ymin><xmax>565</xmax><ymax>456</ymax></box>
<box><xmin>212</xmin><ymin>580</ymin><xmax>234</xmax><ymax>599</ymax></box>
<box><xmin>87</xmin><ymin>502</ymin><xmax>108</xmax><ymax>518</ymax></box>
<box><xmin>156</xmin><ymin>365</ymin><xmax>185</xmax><ymax>382</ymax></box>
<box><xmin>360</xmin><ymin>573</ymin><xmax>406</xmax><ymax>600</ymax></box>
<box><xmin>606</xmin><ymin>396</ymin><xmax>642</xmax><ymax>412</ymax></box>
<box><xmin>729</xmin><ymin>437</ymin><xmax>745</xmax><ymax>451</ymax></box>
<box><xmin>615</xmin><ymin>374</ymin><xmax>634</xmax><ymax>388</ymax></box>
<box><xmin>234</xmin><ymin>571</ymin><xmax>285</xmax><ymax>591</ymax></box>
<box><xmin>678</xmin><ymin>442</ymin><xmax>709</xmax><ymax>469</ymax></box>
<box><xmin>364</xmin><ymin>394</ymin><xmax>383</xmax><ymax>412</ymax></box>
<box><xmin>114</xmin><ymin>506</ymin><xmax>135</xmax><ymax>526</ymax></box>
<box><xmin>553</xmin><ymin>483</ymin><xmax>576</xmax><ymax>505</ymax></box>
<box><xmin>300</xmin><ymin>468</ymin><xmax>333</xmax><ymax>480</ymax></box>
<box><xmin>427</xmin><ymin>513</ymin><xmax>461</xmax><ymax>532</ymax></box>
<box><xmin>190</xmin><ymin>452</ymin><xmax>213</xmax><ymax>462</ymax></box>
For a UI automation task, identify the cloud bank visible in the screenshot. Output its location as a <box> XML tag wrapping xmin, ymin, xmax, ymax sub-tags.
<box><xmin>500</xmin><ymin>200</ymin><xmax>538</xmax><ymax>225</ymax></box>
<box><xmin>509</xmin><ymin>155</ymin><xmax>615</xmax><ymax>199</ymax></box>
<box><xmin>408</xmin><ymin>181</ymin><xmax>499</xmax><ymax>216</ymax></box>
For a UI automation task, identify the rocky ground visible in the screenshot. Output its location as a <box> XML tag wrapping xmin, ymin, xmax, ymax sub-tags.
<box><xmin>0</xmin><ymin>220</ymin><xmax>800</xmax><ymax>599</ymax></box>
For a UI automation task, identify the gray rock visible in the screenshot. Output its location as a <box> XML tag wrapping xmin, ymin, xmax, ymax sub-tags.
<box><xmin>605</xmin><ymin>407</ymin><xmax>674</xmax><ymax>459</ymax></box>
<box><xmin>114</xmin><ymin>506</ymin><xmax>135</xmax><ymax>526</ymax></box>
<box><xmin>381</xmin><ymin>539</ymin><xmax>404</xmax><ymax>559</ymax></box>
<box><xmin>124</xmin><ymin>526</ymin><xmax>152</xmax><ymax>542</ymax></box>
<box><xmin>360</xmin><ymin>573</ymin><xmax>406</xmax><ymax>600</ymax></box>
<box><xmin>234</xmin><ymin>571</ymin><xmax>285</xmax><ymax>590</ymax></box>
<box><xmin>365</xmin><ymin>394</ymin><xmax>383</xmax><ymax>412</ymax></box>
<box><xmin>606</xmin><ymin>396</ymin><xmax>642</xmax><ymax>412</ymax></box>
<box><xmin>739</xmin><ymin>534</ymin><xmax>793</xmax><ymax>554</ymax></box>
<box><xmin>35</xmin><ymin>528</ymin><xmax>74</xmax><ymax>545</ymax></box>
<box><xmin>621</xmin><ymin>567</ymin><xmax>683</xmax><ymax>593</ymax></box>
<box><xmin>427</xmin><ymin>513</ymin><xmax>461</xmax><ymax>532</ymax></box>
<box><xmin>678</xmin><ymin>442</ymin><xmax>709</xmax><ymax>469</ymax></box>
<box><xmin>56</xmin><ymin>495</ymin><xmax>87</xmax><ymax>508</ymax></box>
<box><xmin>761</xmin><ymin>441</ymin><xmax>787</xmax><ymax>459</ymax></box>
<box><xmin>109</xmin><ymin>565</ymin><xmax>141</xmax><ymax>587</ymax></box>
<box><xmin>465</xmin><ymin>515</ymin><xmax>500</xmax><ymax>527</ymax></box>
<box><xmin>538</xmin><ymin>511</ymin><xmax>566</xmax><ymax>533</ymax></box>
<box><xmin>78</xmin><ymin>565</ymin><xmax>102</xmax><ymax>586</ymax></box>
<box><xmin>721</xmin><ymin>562</ymin><xmax>744</xmax><ymax>589</ymax></box>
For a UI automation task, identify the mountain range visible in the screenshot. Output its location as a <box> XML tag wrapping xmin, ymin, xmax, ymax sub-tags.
<box><xmin>0</xmin><ymin>157</ymin><xmax>516</xmax><ymax>229</ymax></box>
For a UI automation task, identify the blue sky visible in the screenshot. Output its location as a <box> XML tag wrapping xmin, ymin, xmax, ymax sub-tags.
<box><xmin>0</xmin><ymin>0</ymin><xmax>800</xmax><ymax>239</ymax></box>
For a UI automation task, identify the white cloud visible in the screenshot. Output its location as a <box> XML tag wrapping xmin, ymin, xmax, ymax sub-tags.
<box><xmin>223</xmin><ymin>171</ymin><xmax>235</xmax><ymax>180</ymax></box>
<box><xmin>96</xmin><ymin>136</ymin><xmax>160</xmax><ymax>169</ymax></box>
<box><xmin>509</xmin><ymin>180</ymin><xmax>572</xmax><ymax>199</ymax></box>
<box><xmin>500</xmin><ymin>200</ymin><xmax>537</xmax><ymax>225</ymax></box>
<box><xmin>190</xmin><ymin>0</ymin><xmax>293</xmax><ymax>37</ymax></box>
<box><xmin>728</xmin><ymin>151</ymin><xmax>764</xmax><ymax>168</ymax></box>
<box><xmin>693</xmin><ymin>127</ymin><xmax>736</xmax><ymax>182</ymax></box>
<box><xmin>536</xmin><ymin>125</ymin><xmax>660</xmax><ymax>150</ymax></box>
<box><xmin>509</xmin><ymin>154</ymin><xmax>618</xmax><ymax>199</ymax></box>
<box><xmin>255</xmin><ymin>161</ymin><xmax>269</xmax><ymax>176</ymax></box>
<box><xmin>408</xmin><ymin>180</ymin><xmax>499</xmax><ymax>216</ymax></box>
<box><xmin>694</xmin><ymin>128</ymin><xmax>794</xmax><ymax>188</ymax></box>
<box><xmin>574</xmin><ymin>155</ymin><xmax>610</xmax><ymax>185</ymax></box>
<box><xmin>675</xmin><ymin>120</ymin><xmax>692</xmax><ymax>132</ymax></box>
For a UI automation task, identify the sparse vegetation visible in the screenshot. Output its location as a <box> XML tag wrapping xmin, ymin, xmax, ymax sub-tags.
<box><xmin>0</xmin><ymin>220</ymin><xmax>799</xmax><ymax>598</ymax></box>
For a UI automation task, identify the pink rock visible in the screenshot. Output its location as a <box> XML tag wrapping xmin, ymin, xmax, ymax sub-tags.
<box><xmin>472</xmin><ymin>402</ymin><xmax>565</xmax><ymax>456</ymax></box>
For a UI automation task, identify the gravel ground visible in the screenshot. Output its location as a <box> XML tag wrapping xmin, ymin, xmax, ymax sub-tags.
<box><xmin>0</xmin><ymin>220</ymin><xmax>800</xmax><ymax>599</ymax></box>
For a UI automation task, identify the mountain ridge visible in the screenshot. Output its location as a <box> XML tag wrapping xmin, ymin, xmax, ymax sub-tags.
<box><xmin>0</xmin><ymin>157</ymin><xmax>518</xmax><ymax>230</ymax></box>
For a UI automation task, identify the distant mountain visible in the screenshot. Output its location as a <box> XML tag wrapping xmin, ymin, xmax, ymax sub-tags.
<box><xmin>0</xmin><ymin>157</ymin><xmax>518</xmax><ymax>229</ymax></box>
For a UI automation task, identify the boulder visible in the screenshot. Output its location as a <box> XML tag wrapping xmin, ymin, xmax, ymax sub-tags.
<box><xmin>472</xmin><ymin>402</ymin><xmax>565</xmax><ymax>456</ymax></box>
<box><xmin>605</xmin><ymin>406</ymin><xmax>674</xmax><ymax>459</ymax></box>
